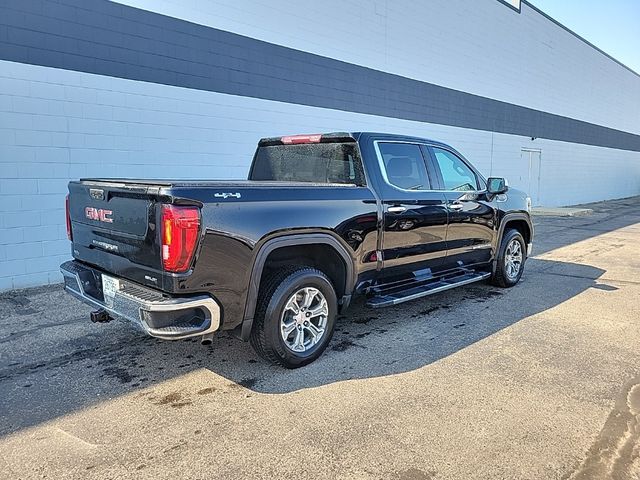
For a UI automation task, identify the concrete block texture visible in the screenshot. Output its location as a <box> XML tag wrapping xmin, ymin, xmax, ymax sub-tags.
<box><xmin>114</xmin><ymin>0</ymin><xmax>640</xmax><ymax>135</ymax></box>
<box><xmin>0</xmin><ymin>0</ymin><xmax>638</xmax><ymax>150</ymax></box>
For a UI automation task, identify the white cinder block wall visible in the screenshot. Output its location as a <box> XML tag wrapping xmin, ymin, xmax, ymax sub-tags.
<box><xmin>1</xmin><ymin>0</ymin><xmax>639</xmax><ymax>291</ymax></box>
<box><xmin>118</xmin><ymin>0</ymin><xmax>640</xmax><ymax>135</ymax></box>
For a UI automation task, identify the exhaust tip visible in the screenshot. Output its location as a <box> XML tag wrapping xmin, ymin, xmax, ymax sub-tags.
<box><xmin>201</xmin><ymin>333</ymin><xmax>214</xmax><ymax>346</ymax></box>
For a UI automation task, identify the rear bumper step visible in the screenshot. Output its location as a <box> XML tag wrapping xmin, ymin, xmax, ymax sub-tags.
<box><xmin>366</xmin><ymin>271</ymin><xmax>491</xmax><ymax>308</ymax></box>
<box><xmin>60</xmin><ymin>260</ymin><xmax>221</xmax><ymax>340</ymax></box>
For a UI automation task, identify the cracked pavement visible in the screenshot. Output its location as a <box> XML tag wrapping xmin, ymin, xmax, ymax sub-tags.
<box><xmin>1</xmin><ymin>196</ymin><xmax>639</xmax><ymax>479</ymax></box>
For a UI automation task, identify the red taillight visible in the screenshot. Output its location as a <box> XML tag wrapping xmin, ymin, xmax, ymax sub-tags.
<box><xmin>65</xmin><ymin>194</ymin><xmax>73</xmax><ymax>241</ymax></box>
<box><xmin>161</xmin><ymin>205</ymin><xmax>201</xmax><ymax>273</ymax></box>
<box><xmin>281</xmin><ymin>134</ymin><xmax>322</xmax><ymax>144</ymax></box>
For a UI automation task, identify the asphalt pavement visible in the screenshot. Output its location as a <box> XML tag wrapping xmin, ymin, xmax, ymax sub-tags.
<box><xmin>1</xmin><ymin>196</ymin><xmax>639</xmax><ymax>480</ymax></box>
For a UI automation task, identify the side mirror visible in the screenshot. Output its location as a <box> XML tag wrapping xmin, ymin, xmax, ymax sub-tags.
<box><xmin>487</xmin><ymin>177</ymin><xmax>508</xmax><ymax>195</ymax></box>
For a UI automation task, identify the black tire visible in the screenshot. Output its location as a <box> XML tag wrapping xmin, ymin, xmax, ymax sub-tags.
<box><xmin>491</xmin><ymin>228</ymin><xmax>526</xmax><ymax>288</ymax></box>
<box><xmin>250</xmin><ymin>267</ymin><xmax>337</xmax><ymax>368</ymax></box>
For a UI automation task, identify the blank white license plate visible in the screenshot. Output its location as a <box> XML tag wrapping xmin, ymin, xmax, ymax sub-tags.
<box><xmin>102</xmin><ymin>274</ymin><xmax>119</xmax><ymax>307</ymax></box>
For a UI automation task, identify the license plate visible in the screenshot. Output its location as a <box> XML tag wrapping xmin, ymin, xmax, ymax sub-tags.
<box><xmin>101</xmin><ymin>274</ymin><xmax>120</xmax><ymax>307</ymax></box>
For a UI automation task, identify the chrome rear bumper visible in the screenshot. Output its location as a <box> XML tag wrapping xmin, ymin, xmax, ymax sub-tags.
<box><xmin>60</xmin><ymin>260</ymin><xmax>221</xmax><ymax>340</ymax></box>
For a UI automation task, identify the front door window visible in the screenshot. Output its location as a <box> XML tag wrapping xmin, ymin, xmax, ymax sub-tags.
<box><xmin>431</xmin><ymin>148</ymin><xmax>478</xmax><ymax>191</ymax></box>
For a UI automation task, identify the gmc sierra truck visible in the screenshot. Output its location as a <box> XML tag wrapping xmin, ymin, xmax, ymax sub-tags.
<box><xmin>61</xmin><ymin>132</ymin><xmax>533</xmax><ymax>368</ymax></box>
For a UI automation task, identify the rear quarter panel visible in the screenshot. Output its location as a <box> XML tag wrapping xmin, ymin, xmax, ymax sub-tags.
<box><xmin>167</xmin><ymin>185</ymin><xmax>379</xmax><ymax>331</ymax></box>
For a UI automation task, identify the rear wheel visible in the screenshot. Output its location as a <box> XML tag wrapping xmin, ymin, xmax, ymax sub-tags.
<box><xmin>491</xmin><ymin>228</ymin><xmax>526</xmax><ymax>287</ymax></box>
<box><xmin>250</xmin><ymin>267</ymin><xmax>337</xmax><ymax>368</ymax></box>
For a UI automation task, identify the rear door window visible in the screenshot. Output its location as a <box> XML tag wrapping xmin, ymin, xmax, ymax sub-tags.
<box><xmin>376</xmin><ymin>142</ymin><xmax>432</xmax><ymax>190</ymax></box>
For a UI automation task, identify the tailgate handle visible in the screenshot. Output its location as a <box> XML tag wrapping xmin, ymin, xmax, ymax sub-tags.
<box><xmin>89</xmin><ymin>188</ymin><xmax>105</xmax><ymax>200</ymax></box>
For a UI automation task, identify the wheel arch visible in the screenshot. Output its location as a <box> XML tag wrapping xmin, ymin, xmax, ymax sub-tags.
<box><xmin>492</xmin><ymin>213</ymin><xmax>533</xmax><ymax>274</ymax></box>
<box><xmin>500</xmin><ymin>213</ymin><xmax>533</xmax><ymax>246</ymax></box>
<box><xmin>239</xmin><ymin>233</ymin><xmax>356</xmax><ymax>341</ymax></box>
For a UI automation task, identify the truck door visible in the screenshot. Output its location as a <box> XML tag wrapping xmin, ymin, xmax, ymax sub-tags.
<box><xmin>374</xmin><ymin>141</ymin><xmax>449</xmax><ymax>282</ymax></box>
<box><xmin>427</xmin><ymin>146</ymin><xmax>496</xmax><ymax>270</ymax></box>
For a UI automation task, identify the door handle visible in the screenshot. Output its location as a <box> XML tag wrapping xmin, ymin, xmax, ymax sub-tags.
<box><xmin>449</xmin><ymin>203</ymin><xmax>464</xmax><ymax>210</ymax></box>
<box><xmin>387</xmin><ymin>206</ymin><xmax>406</xmax><ymax>214</ymax></box>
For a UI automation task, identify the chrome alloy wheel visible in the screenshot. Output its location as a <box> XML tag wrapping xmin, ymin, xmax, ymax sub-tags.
<box><xmin>504</xmin><ymin>239</ymin><xmax>523</xmax><ymax>280</ymax></box>
<box><xmin>280</xmin><ymin>287</ymin><xmax>328</xmax><ymax>353</ymax></box>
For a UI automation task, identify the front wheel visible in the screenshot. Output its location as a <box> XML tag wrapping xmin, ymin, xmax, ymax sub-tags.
<box><xmin>250</xmin><ymin>267</ymin><xmax>337</xmax><ymax>368</ymax></box>
<box><xmin>491</xmin><ymin>228</ymin><xmax>526</xmax><ymax>288</ymax></box>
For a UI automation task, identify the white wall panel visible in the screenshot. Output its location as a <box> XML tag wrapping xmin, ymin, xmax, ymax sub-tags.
<box><xmin>114</xmin><ymin>0</ymin><xmax>640</xmax><ymax>135</ymax></box>
<box><xmin>1</xmin><ymin>61</ymin><xmax>639</xmax><ymax>290</ymax></box>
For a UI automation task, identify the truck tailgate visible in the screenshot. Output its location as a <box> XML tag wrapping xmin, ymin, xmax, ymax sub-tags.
<box><xmin>68</xmin><ymin>180</ymin><xmax>163</xmax><ymax>276</ymax></box>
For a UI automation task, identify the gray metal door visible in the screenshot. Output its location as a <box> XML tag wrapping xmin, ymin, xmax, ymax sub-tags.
<box><xmin>520</xmin><ymin>149</ymin><xmax>542</xmax><ymax>206</ymax></box>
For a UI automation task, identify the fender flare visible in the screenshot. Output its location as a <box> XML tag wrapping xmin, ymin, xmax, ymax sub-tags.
<box><xmin>498</xmin><ymin>212</ymin><xmax>533</xmax><ymax>244</ymax></box>
<box><xmin>240</xmin><ymin>233</ymin><xmax>356</xmax><ymax>341</ymax></box>
<box><xmin>493</xmin><ymin>212</ymin><xmax>534</xmax><ymax>272</ymax></box>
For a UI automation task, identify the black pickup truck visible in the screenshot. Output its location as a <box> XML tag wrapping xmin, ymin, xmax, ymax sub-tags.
<box><xmin>61</xmin><ymin>132</ymin><xmax>533</xmax><ymax>367</ymax></box>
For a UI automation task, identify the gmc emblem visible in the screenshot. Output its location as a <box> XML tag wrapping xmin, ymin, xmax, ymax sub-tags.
<box><xmin>85</xmin><ymin>207</ymin><xmax>113</xmax><ymax>223</ymax></box>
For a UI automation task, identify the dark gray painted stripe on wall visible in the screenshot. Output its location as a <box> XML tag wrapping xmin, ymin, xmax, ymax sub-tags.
<box><xmin>1</xmin><ymin>0</ymin><xmax>639</xmax><ymax>153</ymax></box>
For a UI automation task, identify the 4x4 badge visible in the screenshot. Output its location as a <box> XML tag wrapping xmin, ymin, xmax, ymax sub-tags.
<box><xmin>214</xmin><ymin>192</ymin><xmax>241</xmax><ymax>199</ymax></box>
